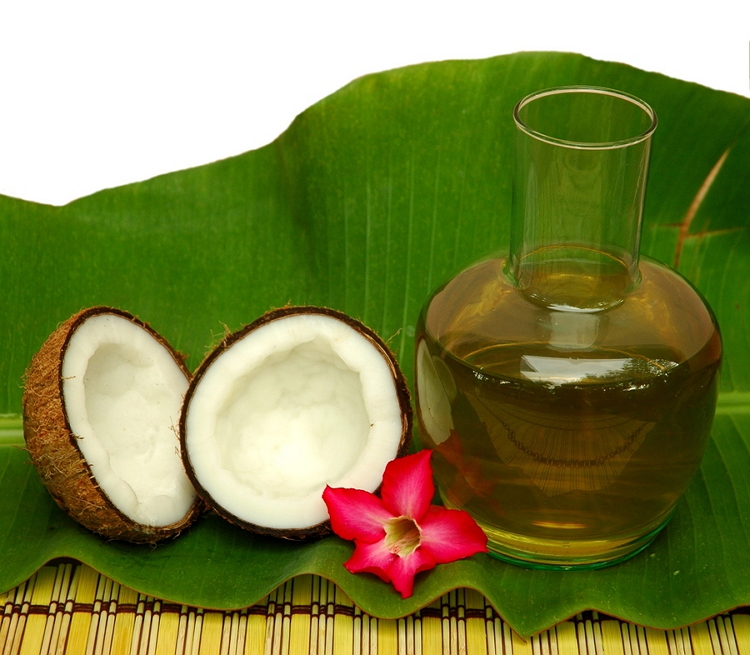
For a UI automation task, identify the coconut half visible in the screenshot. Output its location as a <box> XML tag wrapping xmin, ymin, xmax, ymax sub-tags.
<box><xmin>180</xmin><ymin>306</ymin><xmax>412</xmax><ymax>539</ymax></box>
<box><xmin>23</xmin><ymin>307</ymin><xmax>202</xmax><ymax>543</ymax></box>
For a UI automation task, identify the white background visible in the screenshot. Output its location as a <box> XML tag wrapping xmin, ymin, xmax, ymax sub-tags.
<box><xmin>1</xmin><ymin>1</ymin><xmax>748</xmax><ymax>206</ymax></box>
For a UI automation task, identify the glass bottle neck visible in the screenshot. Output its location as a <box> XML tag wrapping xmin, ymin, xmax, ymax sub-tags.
<box><xmin>509</xmin><ymin>86</ymin><xmax>656</xmax><ymax>313</ymax></box>
<box><xmin>507</xmin><ymin>245</ymin><xmax>641</xmax><ymax>313</ymax></box>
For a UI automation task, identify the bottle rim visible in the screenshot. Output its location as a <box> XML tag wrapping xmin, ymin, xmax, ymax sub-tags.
<box><xmin>513</xmin><ymin>85</ymin><xmax>658</xmax><ymax>151</ymax></box>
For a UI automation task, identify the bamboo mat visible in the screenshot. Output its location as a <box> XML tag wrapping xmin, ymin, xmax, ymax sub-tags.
<box><xmin>1</xmin><ymin>562</ymin><xmax>748</xmax><ymax>655</ymax></box>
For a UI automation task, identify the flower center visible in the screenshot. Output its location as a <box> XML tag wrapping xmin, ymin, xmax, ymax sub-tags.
<box><xmin>384</xmin><ymin>516</ymin><xmax>421</xmax><ymax>557</ymax></box>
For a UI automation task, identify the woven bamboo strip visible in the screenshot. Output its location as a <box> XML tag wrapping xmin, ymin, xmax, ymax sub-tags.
<box><xmin>637</xmin><ymin>623</ymin><xmax>649</xmax><ymax>655</ymax></box>
<box><xmin>555</xmin><ymin>621</ymin><xmax>578</xmax><ymax>655</ymax></box>
<box><xmin>644</xmin><ymin>629</ymin><xmax>668</xmax><ymax>655</ymax></box>
<box><xmin>733</xmin><ymin>615</ymin><xmax>750</xmax><ymax>655</ymax></box>
<box><xmin>192</xmin><ymin>608</ymin><xmax>206</xmax><ymax>655</ymax></box>
<box><xmin>9</xmin><ymin>573</ymin><xmax>33</xmax><ymax>655</ymax></box>
<box><xmin>589</xmin><ymin>615</ymin><xmax>601</xmax><ymax>655</ymax></box>
<box><xmin>486</xmin><ymin>607</ymin><xmax>498</xmax><ymax>655</ymax></box>
<box><xmin>130</xmin><ymin>594</ymin><xmax>149</xmax><ymax>655</ymax></box>
<box><xmin>363</xmin><ymin>612</ymin><xmax>375</xmax><ymax>655</ymax></box>
<box><xmin>96</xmin><ymin>579</ymin><xmax>115</xmax><ymax>655</ymax></box>
<box><xmin>706</xmin><ymin>621</ymin><xmax>720</xmax><ymax>655</ymax></box>
<box><xmin>145</xmin><ymin>600</ymin><xmax>161</xmax><ymax>655</ymax></box>
<box><xmin>287</xmin><ymin>576</ymin><xmax>310</xmax><ymax>655</ymax></box>
<box><xmin>691</xmin><ymin>620</ymin><xmax>715</xmax><ymax>655</ymax></box>
<box><xmin>592</xmin><ymin>615</ymin><xmax>605</xmax><ymax>655</ymax></box>
<box><xmin>718</xmin><ymin>615</ymin><xmax>739</xmax><ymax>655</ymax></box>
<box><xmin>465</xmin><ymin>588</ymin><xmax>487</xmax><ymax>655</ymax></box>
<box><xmin>669</xmin><ymin>627</ymin><xmax>682</xmax><ymax>655</ymax></box>
<box><xmin>324</xmin><ymin>580</ymin><xmax>335</xmax><ymax>655</ymax></box>
<box><xmin>541</xmin><ymin>625</ymin><xmax>553</xmax><ymax>655</ymax></box>
<box><xmin>38</xmin><ymin>563</ymin><xmax>68</xmax><ymax>655</ymax></box>
<box><xmin>308</xmin><ymin>577</ymin><xmax>321</xmax><ymax>655</ymax></box>
<box><xmin>227</xmin><ymin>610</ymin><xmax>240</xmax><ymax>655</ymax></box>
<box><xmin>242</xmin><ymin>591</ymin><xmax>266</xmax><ymax>655</ymax></box>
<box><xmin>50</xmin><ymin>564</ymin><xmax>70</xmax><ymax>655</ymax></box>
<box><xmin>682</xmin><ymin>627</ymin><xmax>695</xmax><ymax>655</ymax></box>
<box><xmin>234</xmin><ymin>612</ymin><xmax>245</xmax><ymax>655</ymax></box>
<box><xmin>322</xmin><ymin>581</ymin><xmax>334</xmax><ymax>655</ymax></box>
<box><xmin>109</xmin><ymin>585</ymin><xmax>137</xmax><ymax>655</ymax></box>
<box><xmin>547</xmin><ymin>626</ymin><xmax>557</xmax><ymax>655</ymax></box>
<box><xmin>440</xmin><ymin>591</ymin><xmax>450</xmax><ymax>655</ymax></box>
<box><xmin>456</xmin><ymin>589</ymin><xmax>467</xmax><ymax>655</ymax></box>
<box><xmin>17</xmin><ymin>566</ymin><xmax>54</xmax><ymax>655</ymax></box>
<box><xmin>196</xmin><ymin>611</ymin><xmax>223</xmax><ymax>655</ymax></box>
<box><xmin>63</xmin><ymin>565</ymin><xmax>95</xmax><ymax>655</ymax></box>
<box><xmin>378</xmin><ymin>618</ymin><xmax>397</xmax><ymax>655</ymax></box>
<box><xmin>626</xmin><ymin>622</ymin><xmax>639</xmax><ymax>655</ymax></box>
<box><xmin>549</xmin><ymin>621</ymin><xmax>559</xmax><ymax>655</ymax></box>
<box><xmin>600</xmin><ymin>621</ymin><xmax>624</xmax><ymax>655</ymax></box>
<box><xmin>1</xmin><ymin>580</ymin><xmax>24</xmax><ymax>655</ymax></box>
<box><xmin>278</xmin><ymin>582</ymin><xmax>291</xmax><ymax>655</ymax></box>
<box><xmin>445</xmin><ymin>590</ymin><xmax>458</xmax><ymax>655</ymax></box>
<box><xmin>153</xmin><ymin>605</ymin><xmax>179</xmax><ymax>655</ymax></box>
<box><xmin>543</xmin><ymin>628</ymin><xmax>554</xmax><ymax>655</ymax></box>
<box><xmin>412</xmin><ymin>612</ymin><xmax>422</xmax><ymax>655</ymax></box>
<box><xmin>173</xmin><ymin>604</ymin><xmax>190</xmax><ymax>655</ymax></box>
<box><xmin>5</xmin><ymin>579</ymin><xmax>23</xmax><ymax>655</ymax></box>
<box><xmin>7</xmin><ymin>567</ymin><xmax>750</xmax><ymax>655</ymax></box>
<box><xmin>47</xmin><ymin>567</ymin><xmax>69</xmax><ymax>655</ymax></box>
<box><xmin>188</xmin><ymin>608</ymin><xmax>204</xmax><ymax>655</ymax></box>
<box><xmin>271</xmin><ymin>586</ymin><xmax>285</xmax><ymax>655</ymax></box>
<box><xmin>145</xmin><ymin>597</ymin><xmax>159</xmax><ymax>655</ymax></box>
<box><xmin>533</xmin><ymin>631</ymin><xmax>547</xmax><ymax>655</ymax></box>
<box><xmin>421</xmin><ymin>600</ymin><xmax>442</xmax><ymax>655</ymax></box>
<box><xmin>1</xmin><ymin>585</ymin><xmax>14</xmax><ymax>654</ymax></box>
<box><xmin>17</xmin><ymin>567</ymin><xmax>51</xmax><ymax>655</ymax></box>
<box><xmin>85</xmin><ymin>569</ymin><xmax>108</xmax><ymax>655</ymax></box>
<box><xmin>332</xmin><ymin>588</ymin><xmax>353</xmax><ymax>655</ymax></box>
<box><xmin>513</xmin><ymin>627</ymin><xmax>533</xmax><ymax>655</ymax></box>
<box><xmin>352</xmin><ymin>605</ymin><xmax>362</xmax><ymax>655</ymax></box>
<box><xmin>272</xmin><ymin>583</ymin><xmax>288</xmax><ymax>655</ymax></box>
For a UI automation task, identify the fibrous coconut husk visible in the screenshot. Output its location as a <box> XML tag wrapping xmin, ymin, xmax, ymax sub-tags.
<box><xmin>23</xmin><ymin>306</ymin><xmax>203</xmax><ymax>543</ymax></box>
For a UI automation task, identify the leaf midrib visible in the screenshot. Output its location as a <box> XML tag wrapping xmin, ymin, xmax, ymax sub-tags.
<box><xmin>715</xmin><ymin>391</ymin><xmax>750</xmax><ymax>414</ymax></box>
<box><xmin>1</xmin><ymin>390</ymin><xmax>748</xmax><ymax>447</ymax></box>
<box><xmin>0</xmin><ymin>415</ymin><xmax>22</xmax><ymax>445</ymax></box>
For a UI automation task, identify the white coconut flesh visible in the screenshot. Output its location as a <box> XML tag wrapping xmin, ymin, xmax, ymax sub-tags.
<box><xmin>61</xmin><ymin>314</ymin><xmax>197</xmax><ymax>527</ymax></box>
<box><xmin>184</xmin><ymin>313</ymin><xmax>404</xmax><ymax>531</ymax></box>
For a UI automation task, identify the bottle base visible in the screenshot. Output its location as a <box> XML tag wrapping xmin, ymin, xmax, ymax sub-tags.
<box><xmin>441</xmin><ymin>492</ymin><xmax>675</xmax><ymax>570</ymax></box>
<box><xmin>480</xmin><ymin>514</ymin><xmax>674</xmax><ymax>570</ymax></box>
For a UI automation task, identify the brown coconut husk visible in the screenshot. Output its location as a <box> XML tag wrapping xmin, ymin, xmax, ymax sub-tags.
<box><xmin>23</xmin><ymin>306</ymin><xmax>203</xmax><ymax>543</ymax></box>
<box><xmin>180</xmin><ymin>305</ymin><xmax>412</xmax><ymax>540</ymax></box>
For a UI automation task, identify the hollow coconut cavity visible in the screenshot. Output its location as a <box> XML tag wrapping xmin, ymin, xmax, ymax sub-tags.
<box><xmin>23</xmin><ymin>307</ymin><xmax>202</xmax><ymax>543</ymax></box>
<box><xmin>180</xmin><ymin>306</ymin><xmax>412</xmax><ymax>539</ymax></box>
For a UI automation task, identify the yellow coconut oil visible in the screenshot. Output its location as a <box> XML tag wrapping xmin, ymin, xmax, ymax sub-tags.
<box><xmin>415</xmin><ymin>255</ymin><xmax>721</xmax><ymax>567</ymax></box>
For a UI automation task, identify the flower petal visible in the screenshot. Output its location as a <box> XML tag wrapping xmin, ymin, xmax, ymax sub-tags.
<box><xmin>344</xmin><ymin>539</ymin><xmax>397</xmax><ymax>583</ymax></box>
<box><xmin>419</xmin><ymin>506</ymin><xmax>489</xmax><ymax>563</ymax></box>
<box><xmin>387</xmin><ymin>547</ymin><xmax>437</xmax><ymax>599</ymax></box>
<box><xmin>323</xmin><ymin>486</ymin><xmax>393</xmax><ymax>542</ymax></box>
<box><xmin>380</xmin><ymin>450</ymin><xmax>434</xmax><ymax>521</ymax></box>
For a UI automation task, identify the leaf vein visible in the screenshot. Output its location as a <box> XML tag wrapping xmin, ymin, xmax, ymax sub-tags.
<box><xmin>674</xmin><ymin>148</ymin><xmax>730</xmax><ymax>268</ymax></box>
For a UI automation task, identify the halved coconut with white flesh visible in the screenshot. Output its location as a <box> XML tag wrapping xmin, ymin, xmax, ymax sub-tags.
<box><xmin>180</xmin><ymin>306</ymin><xmax>412</xmax><ymax>539</ymax></box>
<box><xmin>23</xmin><ymin>307</ymin><xmax>202</xmax><ymax>543</ymax></box>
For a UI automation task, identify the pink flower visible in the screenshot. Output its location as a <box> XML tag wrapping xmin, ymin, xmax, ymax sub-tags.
<box><xmin>322</xmin><ymin>450</ymin><xmax>488</xmax><ymax>598</ymax></box>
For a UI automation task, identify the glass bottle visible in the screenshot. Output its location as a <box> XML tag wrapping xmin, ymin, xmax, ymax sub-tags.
<box><xmin>414</xmin><ymin>86</ymin><xmax>722</xmax><ymax>569</ymax></box>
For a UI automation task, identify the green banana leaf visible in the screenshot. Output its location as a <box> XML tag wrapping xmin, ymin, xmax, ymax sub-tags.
<box><xmin>1</xmin><ymin>51</ymin><xmax>749</xmax><ymax>638</ymax></box>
